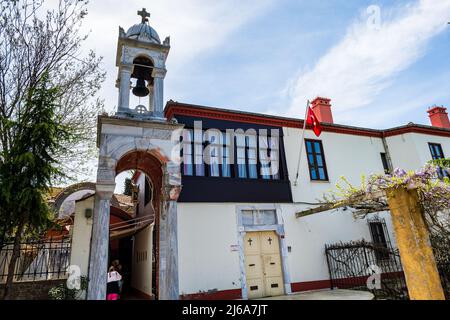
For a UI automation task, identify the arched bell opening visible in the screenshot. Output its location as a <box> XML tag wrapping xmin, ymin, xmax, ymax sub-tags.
<box><xmin>130</xmin><ymin>56</ymin><xmax>154</xmax><ymax>114</ymax></box>
<box><xmin>112</xmin><ymin>150</ymin><xmax>165</xmax><ymax>300</ymax></box>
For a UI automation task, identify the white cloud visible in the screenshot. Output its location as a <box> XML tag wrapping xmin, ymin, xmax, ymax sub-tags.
<box><xmin>285</xmin><ymin>0</ymin><xmax>450</xmax><ymax>118</ymax></box>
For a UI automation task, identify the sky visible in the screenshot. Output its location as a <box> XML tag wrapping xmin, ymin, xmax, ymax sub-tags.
<box><xmin>74</xmin><ymin>0</ymin><xmax>450</xmax><ymax>192</ymax></box>
<box><xmin>81</xmin><ymin>0</ymin><xmax>450</xmax><ymax>128</ymax></box>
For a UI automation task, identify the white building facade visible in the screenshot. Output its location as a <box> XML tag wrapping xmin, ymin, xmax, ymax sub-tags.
<box><xmin>158</xmin><ymin>100</ymin><xmax>450</xmax><ymax>299</ymax></box>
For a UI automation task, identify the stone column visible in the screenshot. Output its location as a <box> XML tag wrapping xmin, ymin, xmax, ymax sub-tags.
<box><xmin>237</xmin><ymin>230</ymin><xmax>248</xmax><ymax>300</ymax></box>
<box><xmin>152</xmin><ymin>68</ymin><xmax>166</xmax><ymax>118</ymax></box>
<box><xmin>118</xmin><ymin>65</ymin><xmax>132</xmax><ymax>114</ymax></box>
<box><xmin>277</xmin><ymin>228</ymin><xmax>292</xmax><ymax>295</ymax></box>
<box><xmin>87</xmin><ymin>183</ymin><xmax>115</xmax><ymax>300</ymax></box>
<box><xmin>158</xmin><ymin>171</ymin><xmax>181</xmax><ymax>300</ymax></box>
<box><xmin>386</xmin><ymin>187</ymin><xmax>445</xmax><ymax>300</ymax></box>
<box><xmin>158</xmin><ymin>199</ymin><xmax>179</xmax><ymax>300</ymax></box>
<box><xmin>148</xmin><ymin>85</ymin><xmax>154</xmax><ymax>113</ymax></box>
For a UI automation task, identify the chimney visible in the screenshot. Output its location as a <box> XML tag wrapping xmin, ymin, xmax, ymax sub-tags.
<box><xmin>427</xmin><ymin>105</ymin><xmax>450</xmax><ymax>129</ymax></box>
<box><xmin>311</xmin><ymin>97</ymin><xmax>334</xmax><ymax>123</ymax></box>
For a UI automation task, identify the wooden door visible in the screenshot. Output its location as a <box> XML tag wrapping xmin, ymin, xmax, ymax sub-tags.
<box><xmin>243</xmin><ymin>231</ymin><xmax>284</xmax><ymax>299</ymax></box>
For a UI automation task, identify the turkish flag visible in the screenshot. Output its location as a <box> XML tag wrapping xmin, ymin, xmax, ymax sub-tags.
<box><xmin>306</xmin><ymin>106</ymin><xmax>322</xmax><ymax>137</ymax></box>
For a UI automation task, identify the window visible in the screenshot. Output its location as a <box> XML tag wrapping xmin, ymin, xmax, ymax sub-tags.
<box><xmin>429</xmin><ymin>143</ymin><xmax>448</xmax><ymax>179</ymax></box>
<box><xmin>181</xmin><ymin>128</ymin><xmax>283</xmax><ymax>180</ymax></box>
<box><xmin>205</xmin><ymin>130</ymin><xmax>221</xmax><ymax>177</ymax></box>
<box><xmin>429</xmin><ymin>143</ymin><xmax>445</xmax><ymax>160</ymax></box>
<box><xmin>242</xmin><ymin>209</ymin><xmax>277</xmax><ymax>226</ymax></box>
<box><xmin>247</xmin><ymin>136</ymin><xmax>258</xmax><ymax>179</ymax></box>
<box><xmin>369</xmin><ymin>222</ymin><xmax>388</xmax><ymax>248</ymax></box>
<box><xmin>194</xmin><ymin>129</ymin><xmax>204</xmax><ymax>176</ymax></box>
<box><xmin>368</xmin><ymin>218</ymin><xmax>391</xmax><ymax>261</ymax></box>
<box><xmin>259</xmin><ymin>135</ymin><xmax>280</xmax><ymax>180</ymax></box>
<box><xmin>380</xmin><ymin>153</ymin><xmax>390</xmax><ymax>174</ymax></box>
<box><xmin>269</xmin><ymin>136</ymin><xmax>280</xmax><ymax>180</ymax></box>
<box><xmin>182</xmin><ymin>129</ymin><xmax>193</xmax><ymax>176</ymax></box>
<box><xmin>305</xmin><ymin>139</ymin><xmax>328</xmax><ymax>181</ymax></box>
<box><xmin>236</xmin><ymin>133</ymin><xmax>258</xmax><ymax>179</ymax></box>
<box><xmin>222</xmin><ymin>132</ymin><xmax>231</xmax><ymax>177</ymax></box>
<box><xmin>236</xmin><ymin>134</ymin><xmax>247</xmax><ymax>178</ymax></box>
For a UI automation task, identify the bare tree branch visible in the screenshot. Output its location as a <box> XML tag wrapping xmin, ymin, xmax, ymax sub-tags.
<box><xmin>0</xmin><ymin>0</ymin><xmax>106</xmax><ymax>181</ymax></box>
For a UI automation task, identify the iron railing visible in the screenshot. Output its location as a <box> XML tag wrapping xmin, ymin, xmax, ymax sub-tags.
<box><xmin>325</xmin><ymin>240</ymin><xmax>408</xmax><ymax>300</ymax></box>
<box><xmin>438</xmin><ymin>262</ymin><xmax>450</xmax><ymax>299</ymax></box>
<box><xmin>431</xmin><ymin>233</ymin><xmax>450</xmax><ymax>299</ymax></box>
<box><xmin>0</xmin><ymin>237</ymin><xmax>71</xmax><ymax>283</ymax></box>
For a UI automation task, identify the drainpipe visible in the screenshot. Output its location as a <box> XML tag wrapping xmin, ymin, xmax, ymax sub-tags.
<box><xmin>381</xmin><ymin>132</ymin><xmax>394</xmax><ymax>174</ymax></box>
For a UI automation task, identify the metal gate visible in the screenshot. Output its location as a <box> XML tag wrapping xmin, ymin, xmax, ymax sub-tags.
<box><xmin>325</xmin><ymin>240</ymin><xmax>408</xmax><ymax>300</ymax></box>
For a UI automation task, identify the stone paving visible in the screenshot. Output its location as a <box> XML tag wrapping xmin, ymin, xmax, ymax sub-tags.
<box><xmin>256</xmin><ymin>289</ymin><xmax>374</xmax><ymax>300</ymax></box>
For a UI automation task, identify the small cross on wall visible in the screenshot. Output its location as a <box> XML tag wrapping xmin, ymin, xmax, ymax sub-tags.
<box><xmin>267</xmin><ymin>237</ymin><xmax>272</xmax><ymax>245</ymax></box>
<box><xmin>137</xmin><ymin>8</ymin><xmax>150</xmax><ymax>23</ymax></box>
<box><xmin>247</xmin><ymin>238</ymin><xmax>253</xmax><ymax>246</ymax></box>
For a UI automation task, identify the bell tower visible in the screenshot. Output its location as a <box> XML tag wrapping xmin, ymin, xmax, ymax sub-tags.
<box><xmin>88</xmin><ymin>9</ymin><xmax>183</xmax><ymax>301</ymax></box>
<box><xmin>116</xmin><ymin>8</ymin><xmax>170</xmax><ymax>120</ymax></box>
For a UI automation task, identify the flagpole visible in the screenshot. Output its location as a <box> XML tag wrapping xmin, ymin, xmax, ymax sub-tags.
<box><xmin>294</xmin><ymin>100</ymin><xmax>310</xmax><ymax>186</ymax></box>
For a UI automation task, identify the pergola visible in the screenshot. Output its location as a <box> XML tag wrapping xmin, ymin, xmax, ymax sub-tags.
<box><xmin>295</xmin><ymin>186</ymin><xmax>446</xmax><ymax>300</ymax></box>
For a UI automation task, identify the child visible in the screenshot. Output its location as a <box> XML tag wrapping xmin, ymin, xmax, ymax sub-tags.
<box><xmin>106</xmin><ymin>265</ymin><xmax>122</xmax><ymax>300</ymax></box>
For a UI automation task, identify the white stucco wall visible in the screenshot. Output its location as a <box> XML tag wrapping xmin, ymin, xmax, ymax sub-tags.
<box><xmin>283</xmin><ymin>127</ymin><xmax>386</xmax><ymax>203</ymax></box>
<box><xmin>177</xmin><ymin>203</ymin><xmax>242</xmax><ymax>295</ymax></box>
<box><xmin>131</xmin><ymin>224</ymin><xmax>153</xmax><ymax>296</ymax></box>
<box><xmin>70</xmin><ymin>196</ymin><xmax>94</xmax><ymax>277</ymax></box>
<box><xmin>387</xmin><ymin>132</ymin><xmax>450</xmax><ymax>170</ymax></box>
<box><xmin>280</xmin><ymin>205</ymin><xmax>396</xmax><ymax>283</ymax></box>
<box><xmin>177</xmin><ymin>202</ymin><xmax>397</xmax><ymax>295</ymax></box>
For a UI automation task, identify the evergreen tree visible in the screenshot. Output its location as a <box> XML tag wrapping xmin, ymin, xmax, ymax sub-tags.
<box><xmin>0</xmin><ymin>72</ymin><xmax>71</xmax><ymax>299</ymax></box>
<box><xmin>123</xmin><ymin>177</ymin><xmax>133</xmax><ymax>196</ymax></box>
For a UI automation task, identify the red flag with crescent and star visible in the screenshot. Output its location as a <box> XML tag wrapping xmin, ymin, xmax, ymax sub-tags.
<box><xmin>306</xmin><ymin>106</ymin><xmax>322</xmax><ymax>137</ymax></box>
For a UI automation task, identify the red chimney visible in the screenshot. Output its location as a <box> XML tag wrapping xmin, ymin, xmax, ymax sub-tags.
<box><xmin>311</xmin><ymin>97</ymin><xmax>334</xmax><ymax>124</ymax></box>
<box><xmin>427</xmin><ymin>106</ymin><xmax>450</xmax><ymax>129</ymax></box>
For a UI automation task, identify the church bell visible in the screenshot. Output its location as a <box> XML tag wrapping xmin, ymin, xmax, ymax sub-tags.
<box><xmin>132</xmin><ymin>78</ymin><xmax>150</xmax><ymax>97</ymax></box>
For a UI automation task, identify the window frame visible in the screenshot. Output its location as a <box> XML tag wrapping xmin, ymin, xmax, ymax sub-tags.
<box><xmin>428</xmin><ymin>142</ymin><xmax>445</xmax><ymax>160</ymax></box>
<box><xmin>428</xmin><ymin>142</ymin><xmax>448</xmax><ymax>179</ymax></box>
<box><xmin>368</xmin><ymin>219</ymin><xmax>391</xmax><ymax>261</ymax></box>
<box><xmin>304</xmin><ymin>139</ymin><xmax>329</xmax><ymax>181</ymax></box>
<box><xmin>241</xmin><ymin>209</ymin><xmax>277</xmax><ymax>226</ymax></box>
<box><xmin>221</xmin><ymin>131</ymin><xmax>232</xmax><ymax>178</ymax></box>
<box><xmin>181</xmin><ymin>129</ymin><xmax>193</xmax><ymax>176</ymax></box>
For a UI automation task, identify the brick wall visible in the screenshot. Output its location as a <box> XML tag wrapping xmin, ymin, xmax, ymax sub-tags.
<box><xmin>0</xmin><ymin>279</ymin><xmax>66</xmax><ymax>300</ymax></box>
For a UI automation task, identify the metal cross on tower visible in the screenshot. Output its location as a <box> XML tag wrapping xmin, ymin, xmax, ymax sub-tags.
<box><xmin>137</xmin><ymin>8</ymin><xmax>150</xmax><ymax>23</ymax></box>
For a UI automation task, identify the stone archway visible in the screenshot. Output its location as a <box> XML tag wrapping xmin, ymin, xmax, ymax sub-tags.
<box><xmin>52</xmin><ymin>182</ymin><xmax>120</xmax><ymax>216</ymax></box>
<box><xmin>115</xmin><ymin>150</ymin><xmax>163</xmax><ymax>299</ymax></box>
<box><xmin>88</xmin><ymin>115</ymin><xmax>183</xmax><ymax>300</ymax></box>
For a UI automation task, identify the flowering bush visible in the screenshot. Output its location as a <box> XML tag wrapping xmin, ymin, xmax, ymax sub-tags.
<box><xmin>368</xmin><ymin>164</ymin><xmax>448</xmax><ymax>206</ymax></box>
<box><xmin>325</xmin><ymin>163</ymin><xmax>449</xmax><ymax>268</ymax></box>
<box><xmin>320</xmin><ymin>163</ymin><xmax>450</xmax><ymax>297</ymax></box>
<box><xmin>48</xmin><ymin>276</ymin><xmax>88</xmax><ymax>300</ymax></box>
